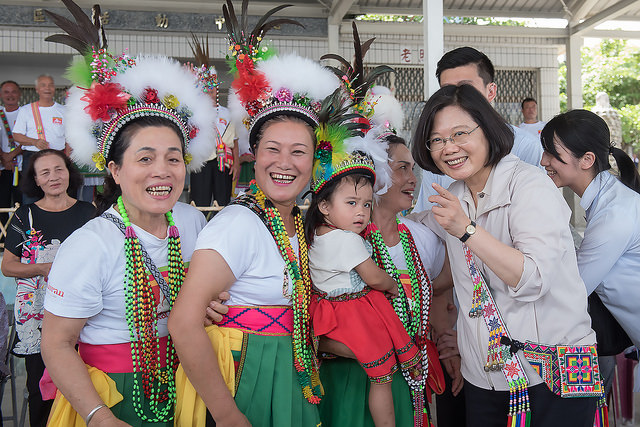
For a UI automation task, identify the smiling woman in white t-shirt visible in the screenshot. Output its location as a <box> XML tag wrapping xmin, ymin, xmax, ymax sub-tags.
<box><xmin>39</xmin><ymin>52</ymin><xmax>216</xmax><ymax>427</ymax></box>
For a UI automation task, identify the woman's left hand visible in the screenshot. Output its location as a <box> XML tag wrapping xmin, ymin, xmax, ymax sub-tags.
<box><xmin>204</xmin><ymin>291</ymin><xmax>230</xmax><ymax>326</ymax></box>
<box><xmin>428</xmin><ymin>183</ymin><xmax>471</xmax><ymax>239</ymax></box>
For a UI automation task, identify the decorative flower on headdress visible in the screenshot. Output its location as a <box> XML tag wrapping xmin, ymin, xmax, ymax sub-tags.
<box><xmin>224</xmin><ymin>0</ymin><xmax>340</xmax><ymax>149</ymax></box>
<box><xmin>81</xmin><ymin>82</ymin><xmax>131</xmax><ymax>121</ymax></box>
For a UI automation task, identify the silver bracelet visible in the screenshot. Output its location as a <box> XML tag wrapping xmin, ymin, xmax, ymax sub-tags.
<box><xmin>85</xmin><ymin>403</ymin><xmax>107</xmax><ymax>426</ymax></box>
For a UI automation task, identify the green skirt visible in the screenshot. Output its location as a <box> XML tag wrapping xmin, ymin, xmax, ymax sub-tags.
<box><xmin>233</xmin><ymin>333</ymin><xmax>322</xmax><ymax>427</ymax></box>
<box><xmin>108</xmin><ymin>371</ymin><xmax>174</xmax><ymax>427</ymax></box>
<box><xmin>319</xmin><ymin>357</ymin><xmax>416</xmax><ymax>426</ymax></box>
<box><xmin>237</xmin><ymin>160</ymin><xmax>255</xmax><ymax>186</ymax></box>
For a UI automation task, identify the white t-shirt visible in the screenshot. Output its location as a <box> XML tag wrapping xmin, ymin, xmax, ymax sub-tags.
<box><xmin>518</xmin><ymin>121</ymin><xmax>546</xmax><ymax>138</ymax></box>
<box><xmin>206</xmin><ymin>106</ymin><xmax>235</xmax><ymax>161</ymax></box>
<box><xmin>194</xmin><ymin>204</ymin><xmax>298</xmax><ymax>306</ymax></box>
<box><xmin>44</xmin><ymin>202</ymin><xmax>206</xmax><ymax>345</ymax></box>
<box><xmin>0</xmin><ymin>107</ymin><xmax>22</xmax><ymax>171</ymax></box>
<box><xmin>388</xmin><ymin>217</ymin><xmax>445</xmax><ymax>281</ymax></box>
<box><xmin>13</xmin><ymin>102</ymin><xmax>66</xmax><ymax>151</ymax></box>
<box><xmin>309</xmin><ymin>230</ymin><xmax>371</xmax><ymax>296</ymax></box>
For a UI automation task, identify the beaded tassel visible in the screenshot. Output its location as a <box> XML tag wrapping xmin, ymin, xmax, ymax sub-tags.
<box><xmin>365</xmin><ymin>220</ymin><xmax>433</xmax><ymax>427</ymax></box>
<box><xmin>248</xmin><ymin>181</ymin><xmax>321</xmax><ymax>404</ymax></box>
<box><xmin>118</xmin><ymin>196</ymin><xmax>184</xmax><ymax>422</ymax></box>
<box><xmin>593</xmin><ymin>394</ymin><xmax>609</xmax><ymax>427</ymax></box>
<box><xmin>506</xmin><ymin>378</ymin><xmax>530</xmax><ymax>427</ymax></box>
<box><xmin>485</xmin><ymin>325</ymin><xmax>505</xmax><ymax>372</ymax></box>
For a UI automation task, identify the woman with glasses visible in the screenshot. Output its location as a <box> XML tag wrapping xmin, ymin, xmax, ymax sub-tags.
<box><xmin>411</xmin><ymin>84</ymin><xmax>599</xmax><ymax>427</ymax></box>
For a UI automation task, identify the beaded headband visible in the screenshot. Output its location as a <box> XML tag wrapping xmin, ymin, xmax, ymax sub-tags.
<box><xmin>311</xmin><ymin>149</ymin><xmax>376</xmax><ymax>193</ymax></box>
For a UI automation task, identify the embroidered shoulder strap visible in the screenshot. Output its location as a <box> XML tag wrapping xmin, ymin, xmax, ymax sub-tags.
<box><xmin>31</xmin><ymin>102</ymin><xmax>46</xmax><ymax>141</ymax></box>
<box><xmin>100</xmin><ymin>212</ymin><xmax>172</xmax><ymax>301</ymax></box>
<box><xmin>463</xmin><ymin>244</ymin><xmax>531</xmax><ymax>425</ymax></box>
<box><xmin>0</xmin><ymin>108</ymin><xmax>19</xmax><ymax>186</ymax></box>
<box><xmin>0</xmin><ymin>109</ymin><xmax>13</xmax><ymax>145</ymax></box>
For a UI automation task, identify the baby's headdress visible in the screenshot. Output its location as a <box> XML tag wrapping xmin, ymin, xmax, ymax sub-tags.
<box><xmin>311</xmin><ymin>23</ymin><xmax>395</xmax><ymax>195</ymax></box>
<box><xmin>223</xmin><ymin>0</ymin><xmax>340</xmax><ymax>150</ymax></box>
<box><xmin>45</xmin><ymin>0</ymin><xmax>217</xmax><ymax>172</ymax></box>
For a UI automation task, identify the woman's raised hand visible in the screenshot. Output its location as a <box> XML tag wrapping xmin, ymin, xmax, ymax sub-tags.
<box><xmin>428</xmin><ymin>183</ymin><xmax>471</xmax><ymax>239</ymax></box>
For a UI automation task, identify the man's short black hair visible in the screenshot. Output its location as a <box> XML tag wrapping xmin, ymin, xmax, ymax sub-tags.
<box><xmin>521</xmin><ymin>97</ymin><xmax>537</xmax><ymax>109</ymax></box>
<box><xmin>0</xmin><ymin>80</ymin><xmax>20</xmax><ymax>91</ymax></box>
<box><xmin>435</xmin><ymin>47</ymin><xmax>495</xmax><ymax>86</ymax></box>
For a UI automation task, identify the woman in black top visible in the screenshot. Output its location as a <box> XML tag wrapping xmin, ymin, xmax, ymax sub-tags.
<box><xmin>1</xmin><ymin>149</ymin><xmax>95</xmax><ymax>427</ymax></box>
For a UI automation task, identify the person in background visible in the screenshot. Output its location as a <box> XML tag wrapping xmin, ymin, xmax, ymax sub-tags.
<box><xmin>1</xmin><ymin>149</ymin><xmax>94</xmax><ymax>427</ymax></box>
<box><xmin>540</xmin><ymin>109</ymin><xmax>640</xmax><ymax>396</ymax></box>
<box><xmin>518</xmin><ymin>98</ymin><xmax>546</xmax><ymax>138</ymax></box>
<box><xmin>12</xmin><ymin>75</ymin><xmax>67</xmax><ymax>204</ymax></box>
<box><xmin>233</xmin><ymin>124</ymin><xmax>255</xmax><ymax>196</ymax></box>
<box><xmin>189</xmin><ymin>56</ymin><xmax>240</xmax><ymax>207</ymax></box>
<box><xmin>0</xmin><ymin>80</ymin><xmax>24</xmax><ymax>222</ymax></box>
<box><xmin>414</xmin><ymin>47</ymin><xmax>544</xmax><ymax>212</ymax></box>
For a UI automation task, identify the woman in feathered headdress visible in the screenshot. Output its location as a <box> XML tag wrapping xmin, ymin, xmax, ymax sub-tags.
<box><xmin>168</xmin><ymin>1</ymin><xmax>341</xmax><ymax>425</ymax></box>
<box><xmin>38</xmin><ymin>1</ymin><xmax>217</xmax><ymax>425</ymax></box>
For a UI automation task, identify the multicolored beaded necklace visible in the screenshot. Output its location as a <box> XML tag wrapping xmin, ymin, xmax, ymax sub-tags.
<box><xmin>365</xmin><ymin>219</ymin><xmax>432</xmax><ymax>427</ymax></box>
<box><xmin>118</xmin><ymin>196</ymin><xmax>184</xmax><ymax>422</ymax></box>
<box><xmin>246</xmin><ymin>181</ymin><xmax>321</xmax><ymax>404</ymax></box>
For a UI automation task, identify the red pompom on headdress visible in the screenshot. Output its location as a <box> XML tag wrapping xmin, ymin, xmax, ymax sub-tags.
<box><xmin>232</xmin><ymin>64</ymin><xmax>271</xmax><ymax>109</ymax></box>
<box><xmin>81</xmin><ymin>82</ymin><xmax>131</xmax><ymax>121</ymax></box>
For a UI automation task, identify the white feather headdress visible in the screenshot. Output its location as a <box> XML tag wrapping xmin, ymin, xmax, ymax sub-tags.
<box><xmin>65</xmin><ymin>55</ymin><xmax>217</xmax><ymax>172</ymax></box>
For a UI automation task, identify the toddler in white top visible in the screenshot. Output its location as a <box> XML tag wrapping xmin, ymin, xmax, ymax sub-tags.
<box><xmin>306</xmin><ymin>173</ymin><xmax>422</xmax><ymax>427</ymax></box>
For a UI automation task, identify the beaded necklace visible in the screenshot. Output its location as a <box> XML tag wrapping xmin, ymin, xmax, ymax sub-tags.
<box><xmin>246</xmin><ymin>181</ymin><xmax>321</xmax><ymax>404</ymax></box>
<box><xmin>118</xmin><ymin>196</ymin><xmax>184</xmax><ymax>422</ymax></box>
<box><xmin>365</xmin><ymin>219</ymin><xmax>432</xmax><ymax>426</ymax></box>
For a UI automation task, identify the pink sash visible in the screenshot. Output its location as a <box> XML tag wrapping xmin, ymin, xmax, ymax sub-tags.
<box><xmin>217</xmin><ymin>305</ymin><xmax>293</xmax><ymax>336</ymax></box>
<box><xmin>78</xmin><ymin>336</ymin><xmax>170</xmax><ymax>374</ymax></box>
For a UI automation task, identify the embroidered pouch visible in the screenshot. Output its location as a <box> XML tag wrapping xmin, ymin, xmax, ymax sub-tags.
<box><xmin>522</xmin><ymin>342</ymin><xmax>602</xmax><ymax>398</ymax></box>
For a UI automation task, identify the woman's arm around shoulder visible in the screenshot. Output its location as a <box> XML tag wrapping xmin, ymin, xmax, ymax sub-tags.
<box><xmin>168</xmin><ymin>249</ymin><xmax>250</xmax><ymax>425</ymax></box>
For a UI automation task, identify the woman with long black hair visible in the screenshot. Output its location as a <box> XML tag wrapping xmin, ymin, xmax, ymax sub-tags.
<box><xmin>541</xmin><ymin>108</ymin><xmax>640</xmax><ymax>391</ymax></box>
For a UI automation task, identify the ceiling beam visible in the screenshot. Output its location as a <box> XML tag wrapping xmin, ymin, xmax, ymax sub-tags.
<box><xmin>342</xmin><ymin>21</ymin><xmax>568</xmax><ymax>38</ymax></box>
<box><xmin>329</xmin><ymin>0</ymin><xmax>356</xmax><ymax>25</ymax></box>
<box><xmin>571</xmin><ymin>0</ymin><xmax>640</xmax><ymax>36</ymax></box>
<box><xmin>4</xmin><ymin>0</ymin><xmax>329</xmax><ymax>17</ymax></box>
<box><xmin>567</xmin><ymin>0</ymin><xmax>600</xmax><ymax>23</ymax></box>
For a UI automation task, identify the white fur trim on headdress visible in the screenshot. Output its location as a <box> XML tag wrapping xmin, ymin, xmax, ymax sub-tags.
<box><xmin>346</xmin><ymin>127</ymin><xmax>393</xmax><ymax>196</ymax></box>
<box><xmin>370</xmin><ymin>93</ymin><xmax>404</xmax><ymax>131</ymax></box>
<box><xmin>65</xmin><ymin>55</ymin><xmax>217</xmax><ymax>172</ymax></box>
<box><xmin>257</xmin><ymin>54</ymin><xmax>339</xmax><ymax>102</ymax></box>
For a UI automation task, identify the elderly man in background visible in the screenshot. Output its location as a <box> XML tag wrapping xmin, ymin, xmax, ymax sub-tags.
<box><xmin>12</xmin><ymin>75</ymin><xmax>66</xmax><ymax>204</ymax></box>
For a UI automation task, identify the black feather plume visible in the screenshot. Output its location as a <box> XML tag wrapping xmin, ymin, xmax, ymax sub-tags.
<box><xmin>44</xmin><ymin>0</ymin><xmax>106</xmax><ymax>54</ymax></box>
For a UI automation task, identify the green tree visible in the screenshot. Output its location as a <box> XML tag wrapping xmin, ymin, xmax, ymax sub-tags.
<box><xmin>582</xmin><ymin>39</ymin><xmax>640</xmax><ymax>109</ymax></box>
<box><xmin>559</xmin><ymin>39</ymin><xmax>640</xmax><ymax>150</ymax></box>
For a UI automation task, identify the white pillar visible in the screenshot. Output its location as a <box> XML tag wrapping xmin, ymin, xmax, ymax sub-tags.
<box><xmin>328</xmin><ymin>22</ymin><xmax>339</xmax><ymax>56</ymax></box>
<box><xmin>564</xmin><ymin>33</ymin><xmax>586</xmax><ymax>229</ymax></box>
<box><xmin>423</xmin><ymin>0</ymin><xmax>443</xmax><ymax>99</ymax></box>
<box><xmin>566</xmin><ymin>34</ymin><xmax>583</xmax><ymax>109</ymax></box>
